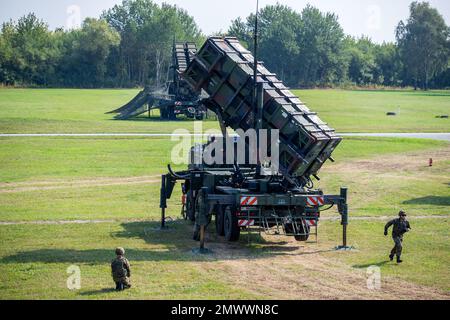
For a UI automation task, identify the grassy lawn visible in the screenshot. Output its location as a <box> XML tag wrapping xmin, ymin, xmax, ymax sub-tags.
<box><xmin>0</xmin><ymin>136</ymin><xmax>447</xmax><ymax>222</ymax></box>
<box><xmin>0</xmin><ymin>136</ymin><xmax>445</xmax><ymax>183</ymax></box>
<box><xmin>0</xmin><ymin>88</ymin><xmax>449</xmax><ymax>133</ymax></box>
<box><xmin>317</xmin><ymin>138</ymin><xmax>450</xmax><ymax>217</ymax></box>
<box><xmin>294</xmin><ymin>89</ymin><xmax>450</xmax><ymax>133</ymax></box>
<box><xmin>0</xmin><ymin>222</ymin><xmax>255</xmax><ymax>300</ymax></box>
<box><xmin>0</xmin><ymin>135</ymin><xmax>448</xmax><ymax>298</ymax></box>
<box><xmin>0</xmin><ymin>219</ymin><xmax>448</xmax><ymax>299</ymax></box>
<box><xmin>0</xmin><ymin>137</ymin><xmax>182</xmax><ymax>182</ymax></box>
<box><xmin>0</xmin><ymin>88</ymin><xmax>220</xmax><ymax>134</ymax></box>
<box><xmin>319</xmin><ymin>219</ymin><xmax>450</xmax><ymax>292</ymax></box>
<box><xmin>0</xmin><ymin>88</ymin><xmax>449</xmax><ymax>299</ymax></box>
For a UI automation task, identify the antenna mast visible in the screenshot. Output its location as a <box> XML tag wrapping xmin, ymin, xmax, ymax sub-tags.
<box><xmin>254</xmin><ymin>0</ymin><xmax>262</xmax><ymax>177</ymax></box>
<box><xmin>253</xmin><ymin>0</ymin><xmax>259</xmax><ymax>114</ymax></box>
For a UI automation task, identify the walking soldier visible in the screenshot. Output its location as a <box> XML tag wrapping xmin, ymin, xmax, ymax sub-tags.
<box><xmin>384</xmin><ymin>211</ymin><xmax>411</xmax><ymax>263</ymax></box>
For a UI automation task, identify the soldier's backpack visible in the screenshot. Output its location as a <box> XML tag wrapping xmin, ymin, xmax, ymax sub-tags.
<box><xmin>111</xmin><ymin>258</ymin><xmax>127</xmax><ymax>278</ymax></box>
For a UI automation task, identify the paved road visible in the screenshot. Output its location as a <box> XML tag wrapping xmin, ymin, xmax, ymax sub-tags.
<box><xmin>0</xmin><ymin>132</ymin><xmax>449</xmax><ymax>141</ymax></box>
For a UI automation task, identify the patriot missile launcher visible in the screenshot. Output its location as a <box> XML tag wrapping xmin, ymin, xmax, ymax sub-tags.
<box><xmin>108</xmin><ymin>42</ymin><xmax>206</xmax><ymax>120</ymax></box>
<box><xmin>160</xmin><ymin>37</ymin><xmax>349</xmax><ymax>246</ymax></box>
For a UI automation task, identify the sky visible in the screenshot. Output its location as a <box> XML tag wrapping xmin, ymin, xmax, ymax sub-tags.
<box><xmin>0</xmin><ymin>0</ymin><xmax>449</xmax><ymax>43</ymax></box>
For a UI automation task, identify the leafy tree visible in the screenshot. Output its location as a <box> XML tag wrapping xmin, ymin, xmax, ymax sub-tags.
<box><xmin>296</xmin><ymin>5</ymin><xmax>346</xmax><ymax>86</ymax></box>
<box><xmin>0</xmin><ymin>22</ymin><xmax>16</xmax><ymax>85</ymax></box>
<box><xmin>345</xmin><ymin>36</ymin><xmax>378</xmax><ymax>85</ymax></box>
<box><xmin>102</xmin><ymin>0</ymin><xmax>204</xmax><ymax>87</ymax></box>
<box><xmin>396</xmin><ymin>1</ymin><xmax>450</xmax><ymax>89</ymax></box>
<box><xmin>1</xmin><ymin>1</ymin><xmax>449</xmax><ymax>89</ymax></box>
<box><xmin>59</xmin><ymin>18</ymin><xmax>120</xmax><ymax>87</ymax></box>
<box><xmin>227</xmin><ymin>4</ymin><xmax>346</xmax><ymax>87</ymax></box>
<box><xmin>374</xmin><ymin>43</ymin><xmax>402</xmax><ymax>86</ymax></box>
<box><xmin>0</xmin><ymin>13</ymin><xmax>60</xmax><ymax>85</ymax></box>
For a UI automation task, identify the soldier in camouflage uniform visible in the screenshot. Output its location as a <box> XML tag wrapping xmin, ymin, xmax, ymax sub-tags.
<box><xmin>384</xmin><ymin>211</ymin><xmax>411</xmax><ymax>263</ymax></box>
<box><xmin>111</xmin><ymin>247</ymin><xmax>131</xmax><ymax>291</ymax></box>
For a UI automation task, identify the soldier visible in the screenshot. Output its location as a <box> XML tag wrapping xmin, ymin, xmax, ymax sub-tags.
<box><xmin>111</xmin><ymin>247</ymin><xmax>131</xmax><ymax>291</ymax></box>
<box><xmin>384</xmin><ymin>211</ymin><xmax>411</xmax><ymax>263</ymax></box>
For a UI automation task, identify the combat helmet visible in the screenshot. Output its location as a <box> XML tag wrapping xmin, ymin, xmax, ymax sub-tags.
<box><xmin>115</xmin><ymin>247</ymin><xmax>125</xmax><ymax>256</ymax></box>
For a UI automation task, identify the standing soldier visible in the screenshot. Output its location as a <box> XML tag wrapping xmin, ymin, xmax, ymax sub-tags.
<box><xmin>384</xmin><ymin>211</ymin><xmax>411</xmax><ymax>263</ymax></box>
<box><xmin>111</xmin><ymin>247</ymin><xmax>131</xmax><ymax>291</ymax></box>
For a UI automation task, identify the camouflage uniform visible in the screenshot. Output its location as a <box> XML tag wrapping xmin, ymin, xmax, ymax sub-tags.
<box><xmin>384</xmin><ymin>215</ymin><xmax>411</xmax><ymax>262</ymax></box>
<box><xmin>111</xmin><ymin>248</ymin><xmax>131</xmax><ymax>291</ymax></box>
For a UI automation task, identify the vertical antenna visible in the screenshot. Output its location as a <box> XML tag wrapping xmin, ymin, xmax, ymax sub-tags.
<box><xmin>253</xmin><ymin>0</ymin><xmax>259</xmax><ymax>114</ymax></box>
<box><xmin>254</xmin><ymin>0</ymin><xmax>261</xmax><ymax>177</ymax></box>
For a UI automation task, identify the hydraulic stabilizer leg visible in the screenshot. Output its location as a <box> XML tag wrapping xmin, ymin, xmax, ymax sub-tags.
<box><xmin>192</xmin><ymin>187</ymin><xmax>212</xmax><ymax>254</ymax></box>
<box><xmin>336</xmin><ymin>187</ymin><xmax>352</xmax><ymax>250</ymax></box>
<box><xmin>199</xmin><ymin>225</ymin><xmax>206</xmax><ymax>250</ymax></box>
<box><xmin>160</xmin><ymin>175</ymin><xmax>168</xmax><ymax>230</ymax></box>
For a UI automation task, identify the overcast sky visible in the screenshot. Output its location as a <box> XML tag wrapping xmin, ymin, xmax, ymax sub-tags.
<box><xmin>0</xmin><ymin>0</ymin><xmax>449</xmax><ymax>43</ymax></box>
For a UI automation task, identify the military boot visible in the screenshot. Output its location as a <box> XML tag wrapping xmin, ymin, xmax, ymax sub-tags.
<box><xmin>389</xmin><ymin>254</ymin><xmax>394</xmax><ymax>261</ymax></box>
<box><xmin>116</xmin><ymin>282</ymin><xmax>124</xmax><ymax>291</ymax></box>
<box><xmin>396</xmin><ymin>256</ymin><xmax>403</xmax><ymax>264</ymax></box>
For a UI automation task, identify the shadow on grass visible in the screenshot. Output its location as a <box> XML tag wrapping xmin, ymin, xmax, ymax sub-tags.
<box><xmin>108</xmin><ymin>113</ymin><xmax>217</xmax><ymax>123</ymax></box>
<box><xmin>79</xmin><ymin>288</ymin><xmax>117</xmax><ymax>296</ymax></box>
<box><xmin>108</xmin><ymin>115</ymin><xmax>216</xmax><ymax>123</ymax></box>
<box><xmin>109</xmin><ymin>116</ymin><xmax>190</xmax><ymax>123</ymax></box>
<box><xmin>335</xmin><ymin>89</ymin><xmax>450</xmax><ymax>96</ymax></box>
<box><xmin>352</xmin><ymin>261</ymin><xmax>390</xmax><ymax>269</ymax></box>
<box><xmin>0</xmin><ymin>221</ymin><xmax>317</xmax><ymax>264</ymax></box>
<box><xmin>400</xmin><ymin>92</ymin><xmax>450</xmax><ymax>97</ymax></box>
<box><xmin>402</xmin><ymin>196</ymin><xmax>450</xmax><ymax>206</ymax></box>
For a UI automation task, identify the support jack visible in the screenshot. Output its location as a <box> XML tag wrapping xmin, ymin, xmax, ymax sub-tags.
<box><xmin>192</xmin><ymin>225</ymin><xmax>213</xmax><ymax>255</ymax></box>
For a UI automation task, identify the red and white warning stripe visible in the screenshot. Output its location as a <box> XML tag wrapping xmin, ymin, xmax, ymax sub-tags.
<box><xmin>175</xmin><ymin>101</ymin><xmax>182</xmax><ymax>106</ymax></box>
<box><xmin>306</xmin><ymin>219</ymin><xmax>317</xmax><ymax>227</ymax></box>
<box><xmin>306</xmin><ymin>196</ymin><xmax>325</xmax><ymax>206</ymax></box>
<box><xmin>240</xmin><ymin>196</ymin><xmax>258</xmax><ymax>206</ymax></box>
<box><xmin>238</xmin><ymin>219</ymin><xmax>255</xmax><ymax>227</ymax></box>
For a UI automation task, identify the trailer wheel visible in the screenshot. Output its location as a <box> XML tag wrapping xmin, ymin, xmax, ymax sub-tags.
<box><xmin>224</xmin><ymin>206</ymin><xmax>240</xmax><ymax>242</ymax></box>
<box><xmin>294</xmin><ymin>222</ymin><xmax>310</xmax><ymax>242</ymax></box>
<box><xmin>284</xmin><ymin>221</ymin><xmax>310</xmax><ymax>242</ymax></box>
<box><xmin>215</xmin><ymin>205</ymin><xmax>225</xmax><ymax>236</ymax></box>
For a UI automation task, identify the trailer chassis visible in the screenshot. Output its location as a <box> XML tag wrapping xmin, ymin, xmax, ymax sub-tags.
<box><xmin>160</xmin><ymin>169</ymin><xmax>349</xmax><ymax>250</ymax></box>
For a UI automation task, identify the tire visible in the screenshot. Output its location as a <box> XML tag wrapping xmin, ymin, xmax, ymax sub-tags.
<box><xmin>215</xmin><ymin>205</ymin><xmax>225</xmax><ymax>236</ymax></box>
<box><xmin>284</xmin><ymin>220</ymin><xmax>310</xmax><ymax>242</ymax></box>
<box><xmin>294</xmin><ymin>221</ymin><xmax>310</xmax><ymax>242</ymax></box>
<box><xmin>224</xmin><ymin>206</ymin><xmax>240</xmax><ymax>242</ymax></box>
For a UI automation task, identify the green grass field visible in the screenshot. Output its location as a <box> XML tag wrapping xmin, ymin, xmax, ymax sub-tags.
<box><xmin>0</xmin><ymin>89</ymin><xmax>449</xmax><ymax>299</ymax></box>
<box><xmin>293</xmin><ymin>89</ymin><xmax>450</xmax><ymax>133</ymax></box>
<box><xmin>0</xmin><ymin>88</ymin><xmax>449</xmax><ymax>133</ymax></box>
<box><xmin>0</xmin><ymin>136</ymin><xmax>448</xmax><ymax>222</ymax></box>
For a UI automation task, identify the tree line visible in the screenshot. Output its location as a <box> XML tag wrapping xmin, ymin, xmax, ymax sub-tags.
<box><xmin>0</xmin><ymin>0</ymin><xmax>448</xmax><ymax>89</ymax></box>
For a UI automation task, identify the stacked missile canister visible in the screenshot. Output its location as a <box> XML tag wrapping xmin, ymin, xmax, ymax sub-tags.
<box><xmin>183</xmin><ymin>37</ymin><xmax>341</xmax><ymax>186</ymax></box>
